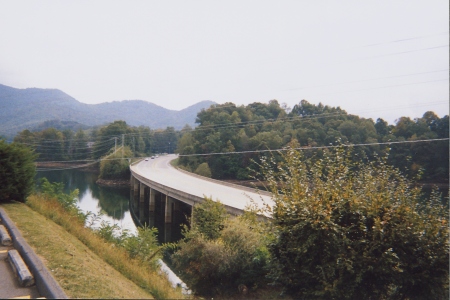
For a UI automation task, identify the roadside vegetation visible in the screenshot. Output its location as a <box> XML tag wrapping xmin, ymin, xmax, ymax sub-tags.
<box><xmin>2</xmin><ymin>201</ymin><xmax>153</xmax><ymax>299</ymax></box>
<box><xmin>170</xmin><ymin>144</ymin><xmax>449</xmax><ymax>299</ymax></box>
<box><xmin>171</xmin><ymin>197</ymin><xmax>275</xmax><ymax>298</ymax></box>
<box><xmin>0</xmin><ymin>138</ymin><xmax>181</xmax><ymax>298</ymax></box>
<box><xmin>22</xmin><ymin>178</ymin><xmax>183</xmax><ymax>299</ymax></box>
<box><xmin>262</xmin><ymin>144</ymin><xmax>448</xmax><ymax>299</ymax></box>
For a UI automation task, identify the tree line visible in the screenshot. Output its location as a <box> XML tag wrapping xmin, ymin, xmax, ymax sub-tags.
<box><xmin>13</xmin><ymin>121</ymin><xmax>181</xmax><ymax>161</ymax></box>
<box><xmin>12</xmin><ymin>121</ymin><xmax>183</xmax><ymax>180</ymax></box>
<box><xmin>176</xmin><ymin>100</ymin><xmax>449</xmax><ymax>183</ymax></box>
<box><xmin>11</xmin><ymin>100</ymin><xmax>448</xmax><ymax>183</ymax></box>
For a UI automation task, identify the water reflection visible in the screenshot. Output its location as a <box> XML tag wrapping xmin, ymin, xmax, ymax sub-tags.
<box><xmin>91</xmin><ymin>187</ymin><xmax>129</xmax><ymax>219</ymax></box>
<box><xmin>129</xmin><ymin>188</ymin><xmax>190</xmax><ymax>244</ymax></box>
<box><xmin>35</xmin><ymin>169</ymin><xmax>137</xmax><ymax>234</ymax></box>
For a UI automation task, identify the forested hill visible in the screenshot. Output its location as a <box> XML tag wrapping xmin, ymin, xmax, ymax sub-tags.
<box><xmin>0</xmin><ymin>83</ymin><xmax>216</xmax><ymax>139</ymax></box>
<box><xmin>177</xmin><ymin>100</ymin><xmax>449</xmax><ymax>183</ymax></box>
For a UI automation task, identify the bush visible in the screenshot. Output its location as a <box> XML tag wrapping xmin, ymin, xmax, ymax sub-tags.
<box><xmin>37</xmin><ymin>178</ymin><xmax>86</xmax><ymax>222</ymax></box>
<box><xmin>88</xmin><ymin>213</ymin><xmax>162</xmax><ymax>268</ymax></box>
<box><xmin>123</xmin><ymin>226</ymin><xmax>160</xmax><ymax>267</ymax></box>
<box><xmin>194</xmin><ymin>162</ymin><xmax>212</xmax><ymax>178</ymax></box>
<box><xmin>171</xmin><ymin>198</ymin><xmax>270</xmax><ymax>296</ymax></box>
<box><xmin>260</xmin><ymin>145</ymin><xmax>449</xmax><ymax>299</ymax></box>
<box><xmin>0</xmin><ymin>140</ymin><xmax>36</xmax><ymax>203</ymax></box>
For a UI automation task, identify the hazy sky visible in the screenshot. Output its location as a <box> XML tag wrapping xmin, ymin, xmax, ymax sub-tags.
<box><xmin>1</xmin><ymin>1</ymin><xmax>448</xmax><ymax>124</ymax></box>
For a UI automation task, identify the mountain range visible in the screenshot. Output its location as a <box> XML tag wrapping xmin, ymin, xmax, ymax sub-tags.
<box><xmin>0</xmin><ymin>84</ymin><xmax>216</xmax><ymax>139</ymax></box>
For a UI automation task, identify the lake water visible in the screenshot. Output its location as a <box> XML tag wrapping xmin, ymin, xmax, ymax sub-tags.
<box><xmin>35</xmin><ymin>169</ymin><xmax>137</xmax><ymax>235</ymax></box>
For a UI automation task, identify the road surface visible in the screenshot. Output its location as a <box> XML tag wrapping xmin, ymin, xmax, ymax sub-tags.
<box><xmin>132</xmin><ymin>155</ymin><xmax>274</xmax><ymax>215</ymax></box>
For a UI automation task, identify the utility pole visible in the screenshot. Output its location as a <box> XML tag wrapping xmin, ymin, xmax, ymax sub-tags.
<box><xmin>114</xmin><ymin>137</ymin><xmax>117</xmax><ymax>153</ymax></box>
<box><xmin>122</xmin><ymin>134</ymin><xmax>124</xmax><ymax>159</ymax></box>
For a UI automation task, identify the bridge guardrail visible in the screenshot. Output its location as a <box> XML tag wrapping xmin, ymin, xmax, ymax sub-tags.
<box><xmin>130</xmin><ymin>168</ymin><xmax>256</xmax><ymax>217</ymax></box>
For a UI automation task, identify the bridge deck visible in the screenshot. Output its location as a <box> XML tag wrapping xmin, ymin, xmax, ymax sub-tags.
<box><xmin>130</xmin><ymin>155</ymin><xmax>273</xmax><ymax>216</ymax></box>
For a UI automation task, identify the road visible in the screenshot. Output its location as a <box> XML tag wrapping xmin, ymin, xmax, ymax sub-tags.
<box><xmin>132</xmin><ymin>155</ymin><xmax>274</xmax><ymax>215</ymax></box>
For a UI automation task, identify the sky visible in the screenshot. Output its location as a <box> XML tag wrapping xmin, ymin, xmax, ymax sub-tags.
<box><xmin>0</xmin><ymin>0</ymin><xmax>448</xmax><ymax>124</ymax></box>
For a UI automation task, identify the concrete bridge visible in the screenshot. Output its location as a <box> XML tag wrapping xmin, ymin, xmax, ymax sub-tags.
<box><xmin>129</xmin><ymin>154</ymin><xmax>273</xmax><ymax>242</ymax></box>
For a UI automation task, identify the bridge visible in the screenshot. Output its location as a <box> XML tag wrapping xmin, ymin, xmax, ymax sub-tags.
<box><xmin>129</xmin><ymin>154</ymin><xmax>273</xmax><ymax>242</ymax></box>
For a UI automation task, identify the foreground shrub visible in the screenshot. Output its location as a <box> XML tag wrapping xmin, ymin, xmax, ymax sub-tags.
<box><xmin>171</xmin><ymin>198</ymin><xmax>270</xmax><ymax>296</ymax></box>
<box><xmin>260</xmin><ymin>145</ymin><xmax>449</xmax><ymax>299</ymax></box>
<box><xmin>0</xmin><ymin>140</ymin><xmax>36</xmax><ymax>203</ymax></box>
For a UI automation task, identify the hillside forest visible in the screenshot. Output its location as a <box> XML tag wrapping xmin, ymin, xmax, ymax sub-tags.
<box><xmin>177</xmin><ymin>100</ymin><xmax>448</xmax><ymax>184</ymax></box>
<box><xmin>12</xmin><ymin>100</ymin><xmax>449</xmax><ymax>184</ymax></box>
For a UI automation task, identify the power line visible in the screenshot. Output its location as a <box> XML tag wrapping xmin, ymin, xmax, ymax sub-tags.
<box><xmin>151</xmin><ymin>101</ymin><xmax>448</xmax><ymax>134</ymax></box>
<box><xmin>285</xmin><ymin>69</ymin><xmax>449</xmax><ymax>91</ymax></box>
<box><xmin>78</xmin><ymin>100</ymin><xmax>445</xmax><ymax>145</ymax></box>
<box><xmin>178</xmin><ymin>138</ymin><xmax>449</xmax><ymax>157</ymax></box>
<box><xmin>358</xmin><ymin>32</ymin><xmax>449</xmax><ymax>48</ymax></box>
<box><xmin>359</xmin><ymin>45</ymin><xmax>449</xmax><ymax>60</ymax></box>
<box><xmin>34</xmin><ymin>137</ymin><xmax>448</xmax><ymax>170</ymax></box>
<box><xmin>22</xmin><ymin>98</ymin><xmax>449</xmax><ymax>162</ymax></box>
<box><xmin>323</xmin><ymin>78</ymin><xmax>449</xmax><ymax>95</ymax></box>
<box><xmin>36</xmin><ymin>160</ymin><xmax>100</xmax><ymax>171</ymax></box>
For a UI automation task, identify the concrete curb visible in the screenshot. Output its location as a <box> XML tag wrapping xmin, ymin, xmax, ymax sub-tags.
<box><xmin>0</xmin><ymin>207</ymin><xmax>68</xmax><ymax>299</ymax></box>
<box><xmin>8</xmin><ymin>249</ymin><xmax>35</xmax><ymax>287</ymax></box>
<box><xmin>0</xmin><ymin>224</ymin><xmax>12</xmax><ymax>246</ymax></box>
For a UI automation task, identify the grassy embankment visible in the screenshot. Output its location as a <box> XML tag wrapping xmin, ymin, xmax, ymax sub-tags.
<box><xmin>2</xmin><ymin>197</ymin><xmax>183</xmax><ymax>299</ymax></box>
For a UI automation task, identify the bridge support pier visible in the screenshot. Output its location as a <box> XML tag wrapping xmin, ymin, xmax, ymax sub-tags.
<box><xmin>139</xmin><ymin>182</ymin><xmax>145</xmax><ymax>223</ymax></box>
<box><xmin>133</xmin><ymin>178</ymin><xmax>139</xmax><ymax>211</ymax></box>
<box><xmin>165</xmin><ymin>195</ymin><xmax>172</xmax><ymax>224</ymax></box>
<box><xmin>149</xmin><ymin>188</ymin><xmax>155</xmax><ymax>227</ymax></box>
<box><xmin>130</xmin><ymin>173</ymin><xmax>195</xmax><ymax>243</ymax></box>
<box><xmin>164</xmin><ymin>195</ymin><xmax>173</xmax><ymax>242</ymax></box>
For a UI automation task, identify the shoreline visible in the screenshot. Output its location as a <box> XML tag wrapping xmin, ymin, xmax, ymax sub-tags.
<box><xmin>95</xmin><ymin>178</ymin><xmax>130</xmax><ymax>188</ymax></box>
<box><xmin>35</xmin><ymin>161</ymin><xmax>99</xmax><ymax>172</ymax></box>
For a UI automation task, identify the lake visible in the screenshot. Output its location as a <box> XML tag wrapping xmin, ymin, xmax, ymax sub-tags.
<box><xmin>35</xmin><ymin>169</ymin><xmax>137</xmax><ymax>235</ymax></box>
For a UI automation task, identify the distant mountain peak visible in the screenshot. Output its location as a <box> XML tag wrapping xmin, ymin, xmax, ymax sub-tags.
<box><xmin>0</xmin><ymin>83</ymin><xmax>217</xmax><ymax>139</ymax></box>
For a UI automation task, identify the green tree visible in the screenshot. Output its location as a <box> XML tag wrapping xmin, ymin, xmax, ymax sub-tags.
<box><xmin>260</xmin><ymin>145</ymin><xmax>449</xmax><ymax>299</ymax></box>
<box><xmin>38</xmin><ymin>127</ymin><xmax>65</xmax><ymax>160</ymax></box>
<box><xmin>73</xmin><ymin>129</ymin><xmax>89</xmax><ymax>159</ymax></box>
<box><xmin>99</xmin><ymin>146</ymin><xmax>133</xmax><ymax>180</ymax></box>
<box><xmin>93</xmin><ymin>121</ymin><xmax>130</xmax><ymax>159</ymax></box>
<box><xmin>62</xmin><ymin>129</ymin><xmax>75</xmax><ymax>158</ymax></box>
<box><xmin>0</xmin><ymin>140</ymin><xmax>37</xmax><ymax>203</ymax></box>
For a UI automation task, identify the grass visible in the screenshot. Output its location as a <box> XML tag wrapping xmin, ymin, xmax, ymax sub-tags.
<box><xmin>1</xmin><ymin>201</ymin><xmax>152</xmax><ymax>298</ymax></box>
<box><xmin>2</xmin><ymin>196</ymin><xmax>184</xmax><ymax>299</ymax></box>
